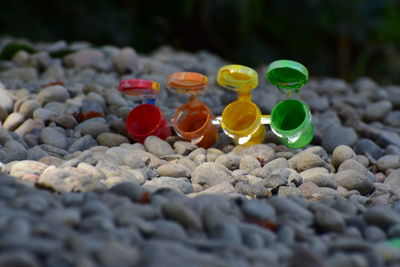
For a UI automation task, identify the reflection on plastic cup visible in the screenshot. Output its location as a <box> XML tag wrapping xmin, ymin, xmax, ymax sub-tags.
<box><xmin>173</xmin><ymin>99</ymin><xmax>217</xmax><ymax>148</ymax></box>
<box><xmin>126</xmin><ymin>104</ymin><xmax>171</xmax><ymax>143</ymax></box>
<box><xmin>221</xmin><ymin>100</ymin><xmax>266</xmax><ymax>146</ymax></box>
<box><xmin>270</xmin><ymin>99</ymin><xmax>313</xmax><ymax>148</ymax></box>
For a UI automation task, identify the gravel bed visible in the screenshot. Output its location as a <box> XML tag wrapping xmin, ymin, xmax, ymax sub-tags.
<box><xmin>0</xmin><ymin>37</ymin><xmax>400</xmax><ymax>266</ymax></box>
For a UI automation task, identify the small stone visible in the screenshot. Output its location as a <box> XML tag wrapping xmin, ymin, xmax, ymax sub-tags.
<box><xmin>215</xmin><ymin>154</ymin><xmax>241</xmax><ymax>171</ymax></box>
<box><xmin>36</xmin><ymin>85</ymin><xmax>69</xmax><ymax>104</ymax></box>
<box><xmin>384</xmin><ymin>110</ymin><xmax>400</xmax><ymax>127</ymax></box>
<box><xmin>3</xmin><ymin>112</ymin><xmax>25</xmax><ymax>131</ymax></box>
<box><xmin>193</xmin><ymin>181</ymin><xmax>236</xmax><ymax>196</ymax></box>
<box><xmin>278</xmin><ymin>186</ymin><xmax>301</xmax><ymax>197</ymax></box>
<box><xmin>64</xmin><ymin>49</ymin><xmax>104</xmax><ymax>68</ymax></box>
<box><xmin>173</xmin><ymin>141</ymin><xmax>196</xmax><ymax>155</ymax></box>
<box><xmin>9</xmin><ymin>160</ymin><xmax>48</xmax><ymax>178</ymax></box>
<box><xmin>239</xmin><ymin>155</ymin><xmax>261</xmax><ymax>171</ymax></box>
<box><xmin>299</xmin><ymin>182</ymin><xmax>320</xmax><ymax>199</ymax></box>
<box><xmin>332</xmin><ymin>145</ymin><xmax>356</xmax><ymax>168</ymax></box>
<box><xmin>0</xmin><ymin>251</ymin><xmax>40</xmax><ymax>267</ymax></box>
<box><xmin>162</xmin><ymin>202</ymin><xmax>202</xmax><ymax>230</ymax></box>
<box><xmin>0</xmin><ymin>88</ymin><xmax>15</xmax><ymax>113</ymax></box>
<box><xmin>0</xmin><ymin>140</ymin><xmax>28</xmax><ymax>163</ymax></box>
<box><xmin>338</xmin><ymin>159</ymin><xmax>369</xmax><ymax>175</ymax></box>
<box><xmin>296</xmin><ymin>153</ymin><xmax>325</xmax><ymax>172</ymax></box>
<box><xmin>335</xmin><ymin>170</ymin><xmax>374</xmax><ymax>195</ymax></box>
<box><xmin>144</xmin><ymin>136</ymin><xmax>174</xmax><ymax>157</ymax></box>
<box><xmin>156</xmin><ymin>164</ymin><xmax>188</xmax><ymax>177</ymax></box>
<box><xmin>263</xmin><ymin>157</ymin><xmax>288</xmax><ymax>170</ymax></box>
<box><xmin>363</xmin><ymin>205</ymin><xmax>400</xmax><ymax>229</ymax></box>
<box><xmin>240</xmin><ymin>144</ymin><xmax>275</xmax><ymax>165</ymax></box>
<box><xmin>109</xmin><ymin>182</ymin><xmax>144</xmax><ymax>202</ymax></box>
<box><xmin>112</xmin><ymin>47</ymin><xmax>139</xmax><ymax>74</ymax></box>
<box><xmin>377</xmin><ymin>155</ymin><xmax>400</xmax><ymax>172</ymax></box>
<box><xmin>40</xmin><ymin>127</ymin><xmax>67</xmax><ymax>149</ymax></box>
<box><xmin>96</xmin><ymin>132</ymin><xmax>129</xmax><ymax>147</ymax></box>
<box><xmin>313</xmin><ymin>204</ymin><xmax>345</xmax><ymax>232</ymax></box>
<box><xmin>191</xmin><ymin>162</ymin><xmax>233</xmax><ymax>187</ymax></box>
<box><xmin>241</xmin><ymin>200</ymin><xmax>277</xmax><ymax>223</ymax></box>
<box><xmin>364</xmin><ymin>100</ymin><xmax>392</xmax><ymax>121</ymax></box>
<box><xmin>268</xmin><ymin>197</ymin><xmax>313</xmax><ymax>225</ymax></box>
<box><xmin>364</xmin><ymin>225</ymin><xmax>386</xmax><ymax>242</ymax></box>
<box><xmin>303</xmin><ymin>174</ymin><xmax>337</xmax><ymax>189</ymax></box>
<box><xmin>68</xmin><ymin>135</ymin><xmax>97</xmax><ymax>153</ymax></box>
<box><xmin>384</xmin><ymin>169</ymin><xmax>400</xmax><ymax>196</ymax></box>
<box><xmin>354</xmin><ymin>138</ymin><xmax>384</xmax><ymax>160</ymax></box>
<box><xmin>78</xmin><ymin>119</ymin><xmax>110</xmax><ymax>138</ymax></box>
<box><xmin>321</xmin><ymin>126</ymin><xmax>357</xmax><ymax>153</ymax></box>
<box><xmin>263</xmin><ymin>168</ymin><xmax>289</xmax><ymax>188</ymax></box>
<box><xmin>235</xmin><ymin>182</ymin><xmax>271</xmax><ymax>198</ymax></box>
<box><xmin>144</xmin><ymin>177</ymin><xmax>193</xmax><ymax>194</ymax></box>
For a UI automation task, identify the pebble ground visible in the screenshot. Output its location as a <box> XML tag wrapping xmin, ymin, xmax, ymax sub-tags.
<box><xmin>0</xmin><ymin>37</ymin><xmax>400</xmax><ymax>266</ymax></box>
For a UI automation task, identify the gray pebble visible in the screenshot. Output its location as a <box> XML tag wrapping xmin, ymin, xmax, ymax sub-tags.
<box><xmin>156</xmin><ymin>164</ymin><xmax>188</xmax><ymax>177</ymax></box>
<box><xmin>296</xmin><ymin>153</ymin><xmax>325</xmax><ymax>172</ymax></box>
<box><xmin>354</xmin><ymin>138</ymin><xmax>384</xmax><ymax>160</ymax></box>
<box><xmin>40</xmin><ymin>127</ymin><xmax>67</xmax><ymax>149</ymax></box>
<box><xmin>321</xmin><ymin>125</ymin><xmax>357</xmax><ymax>153</ymax></box>
<box><xmin>36</xmin><ymin>85</ymin><xmax>69</xmax><ymax>104</ymax></box>
<box><xmin>145</xmin><ymin>177</ymin><xmax>193</xmax><ymax>194</ymax></box>
<box><xmin>96</xmin><ymin>132</ymin><xmax>129</xmax><ymax>147</ymax></box>
<box><xmin>215</xmin><ymin>153</ymin><xmax>241</xmax><ymax>171</ymax></box>
<box><xmin>363</xmin><ymin>205</ymin><xmax>400</xmax><ymax>229</ymax></box>
<box><xmin>240</xmin><ymin>144</ymin><xmax>275</xmax><ymax>165</ymax></box>
<box><xmin>364</xmin><ymin>100</ymin><xmax>392</xmax><ymax>121</ymax></box>
<box><xmin>144</xmin><ymin>135</ymin><xmax>174</xmax><ymax>157</ymax></box>
<box><xmin>239</xmin><ymin>155</ymin><xmax>261</xmax><ymax>171</ymax></box>
<box><xmin>332</xmin><ymin>145</ymin><xmax>356</xmax><ymax>169</ymax></box>
<box><xmin>335</xmin><ymin>170</ymin><xmax>374</xmax><ymax>195</ymax></box>
<box><xmin>191</xmin><ymin>162</ymin><xmax>233</xmax><ymax>187</ymax></box>
<box><xmin>263</xmin><ymin>157</ymin><xmax>289</xmax><ymax>170</ymax></box>
<box><xmin>376</xmin><ymin>155</ymin><xmax>400</xmax><ymax>172</ymax></box>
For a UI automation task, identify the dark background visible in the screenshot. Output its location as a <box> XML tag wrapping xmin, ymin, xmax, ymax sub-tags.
<box><xmin>1</xmin><ymin>0</ymin><xmax>400</xmax><ymax>83</ymax></box>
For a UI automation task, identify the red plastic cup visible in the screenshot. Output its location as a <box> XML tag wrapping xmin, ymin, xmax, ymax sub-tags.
<box><xmin>126</xmin><ymin>104</ymin><xmax>171</xmax><ymax>143</ymax></box>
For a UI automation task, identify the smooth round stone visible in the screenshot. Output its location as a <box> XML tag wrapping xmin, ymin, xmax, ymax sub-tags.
<box><xmin>377</xmin><ymin>155</ymin><xmax>400</xmax><ymax>172</ymax></box>
<box><xmin>156</xmin><ymin>164</ymin><xmax>188</xmax><ymax>178</ymax></box>
<box><xmin>364</xmin><ymin>225</ymin><xmax>386</xmax><ymax>242</ymax></box>
<box><xmin>9</xmin><ymin>160</ymin><xmax>48</xmax><ymax>178</ymax></box>
<box><xmin>215</xmin><ymin>154</ymin><xmax>241</xmax><ymax>171</ymax></box>
<box><xmin>321</xmin><ymin>125</ymin><xmax>357</xmax><ymax>153</ymax></box>
<box><xmin>3</xmin><ymin>112</ymin><xmax>25</xmax><ymax>131</ymax></box>
<box><xmin>18</xmin><ymin>99</ymin><xmax>40</xmax><ymax>117</ymax></box>
<box><xmin>338</xmin><ymin>159</ymin><xmax>369</xmax><ymax>175</ymax></box>
<box><xmin>68</xmin><ymin>135</ymin><xmax>97</xmax><ymax>153</ymax></box>
<box><xmin>0</xmin><ymin>88</ymin><xmax>14</xmax><ymax>112</ymax></box>
<box><xmin>109</xmin><ymin>182</ymin><xmax>143</xmax><ymax>202</ymax></box>
<box><xmin>354</xmin><ymin>138</ymin><xmax>384</xmax><ymax>160</ymax></box>
<box><xmin>335</xmin><ymin>170</ymin><xmax>374</xmax><ymax>195</ymax></box>
<box><xmin>113</xmin><ymin>47</ymin><xmax>139</xmax><ymax>74</ymax></box>
<box><xmin>298</xmin><ymin>182</ymin><xmax>320</xmax><ymax>199</ymax></box>
<box><xmin>96</xmin><ymin>132</ymin><xmax>129</xmax><ymax>147</ymax></box>
<box><xmin>191</xmin><ymin>162</ymin><xmax>233</xmax><ymax>187</ymax></box>
<box><xmin>173</xmin><ymin>141</ymin><xmax>197</xmax><ymax>155</ymax></box>
<box><xmin>263</xmin><ymin>157</ymin><xmax>288</xmax><ymax>171</ymax></box>
<box><xmin>239</xmin><ymin>144</ymin><xmax>275</xmax><ymax>165</ymax></box>
<box><xmin>363</xmin><ymin>206</ymin><xmax>400</xmax><ymax>229</ymax></box>
<box><xmin>32</xmin><ymin>108</ymin><xmax>58</xmax><ymax>121</ymax></box>
<box><xmin>79</xmin><ymin>121</ymin><xmax>110</xmax><ymax>138</ymax></box>
<box><xmin>363</xmin><ymin>100</ymin><xmax>392</xmax><ymax>121</ymax></box>
<box><xmin>36</xmin><ymin>85</ymin><xmax>69</xmax><ymax>104</ymax></box>
<box><xmin>40</xmin><ymin>127</ymin><xmax>67</xmax><ymax>149</ymax></box>
<box><xmin>313</xmin><ymin>204</ymin><xmax>345</xmax><ymax>232</ymax></box>
<box><xmin>241</xmin><ymin>200</ymin><xmax>276</xmax><ymax>223</ymax></box>
<box><xmin>296</xmin><ymin>153</ymin><xmax>325</xmax><ymax>172</ymax></box>
<box><xmin>332</xmin><ymin>145</ymin><xmax>356</xmax><ymax>169</ymax></box>
<box><xmin>384</xmin><ymin>111</ymin><xmax>400</xmax><ymax>127</ymax></box>
<box><xmin>144</xmin><ymin>136</ymin><xmax>174</xmax><ymax>157</ymax></box>
<box><xmin>239</xmin><ymin>155</ymin><xmax>261</xmax><ymax>172</ymax></box>
<box><xmin>144</xmin><ymin>177</ymin><xmax>193</xmax><ymax>194</ymax></box>
<box><xmin>1</xmin><ymin>140</ymin><xmax>28</xmax><ymax>163</ymax></box>
<box><xmin>0</xmin><ymin>251</ymin><xmax>40</xmax><ymax>267</ymax></box>
<box><xmin>50</xmin><ymin>114</ymin><xmax>77</xmax><ymax>129</ymax></box>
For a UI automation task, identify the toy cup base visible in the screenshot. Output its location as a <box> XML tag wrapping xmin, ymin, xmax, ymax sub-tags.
<box><xmin>126</xmin><ymin>104</ymin><xmax>171</xmax><ymax>143</ymax></box>
<box><xmin>221</xmin><ymin>100</ymin><xmax>266</xmax><ymax>146</ymax></box>
<box><xmin>270</xmin><ymin>99</ymin><xmax>313</xmax><ymax>148</ymax></box>
<box><xmin>173</xmin><ymin>100</ymin><xmax>217</xmax><ymax>148</ymax></box>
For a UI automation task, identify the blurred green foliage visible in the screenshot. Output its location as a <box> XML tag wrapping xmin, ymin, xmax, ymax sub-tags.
<box><xmin>1</xmin><ymin>0</ymin><xmax>400</xmax><ymax>83</ymax></box>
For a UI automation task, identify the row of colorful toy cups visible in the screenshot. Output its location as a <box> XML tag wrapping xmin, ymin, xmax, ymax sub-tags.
<box><xmin>119</xmin><ymin>60</ymin><xmax>314</xmax><ymax>149</ymax></box>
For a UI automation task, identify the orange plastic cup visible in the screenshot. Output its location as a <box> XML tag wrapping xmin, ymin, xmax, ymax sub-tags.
<box><xmin>173</xmin><ymin>99</ymin><xmax>217</xmax><ymax>148</ymax></box>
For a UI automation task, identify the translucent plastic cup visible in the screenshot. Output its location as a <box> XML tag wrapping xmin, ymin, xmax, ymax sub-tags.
<box><xmin>270</xmin><ymin>99</ymin><xmax>313</xmax><ymax>148</ymax></box>
<box><xmin>221</xmin><ymin>100</ymin><xmax>266</xmax><ymax>146</ymax></box>
<box><xmin>126</xmin><ymin>104</ymin><xmax>171</xmax><ymax>143</ymax></box>
<box><xmin>173</xmin><ymin>99</ymin><xmax>217</xmax><ymax>148</ymax></box>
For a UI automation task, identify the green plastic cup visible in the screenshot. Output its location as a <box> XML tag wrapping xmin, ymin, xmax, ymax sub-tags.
<box><xmin>270</xmin><ymin>99</ymin><xmax>313</xmax><ymax>148</ymax></box>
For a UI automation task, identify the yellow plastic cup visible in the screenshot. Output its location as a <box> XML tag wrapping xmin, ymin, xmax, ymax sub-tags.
<box><xmin>221</xmin><ymin>100</ymin><xmax>266</xmax><ymax>146</ymax></box>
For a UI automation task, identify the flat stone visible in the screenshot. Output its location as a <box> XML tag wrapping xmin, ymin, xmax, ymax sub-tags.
<box><xmin>191</xmin><ymin>162</ymin><xmax>233</xmax><ymax>187</ymax></box>
<box><xmin>144</xmin><ymin>135</ymin><xmax>174</xmax><ymax>157</ymax></box>
<box><xmin>335</xmin><ymin>170</ymin><xmax>374</xmax><ymax>195</ymax></box>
